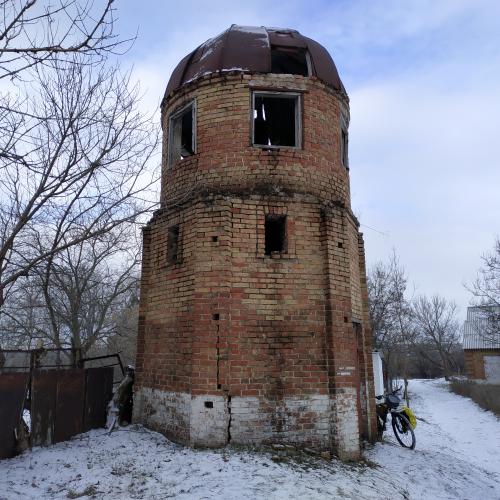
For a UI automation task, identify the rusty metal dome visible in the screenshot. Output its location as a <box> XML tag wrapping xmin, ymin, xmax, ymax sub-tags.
<box><xmin>164</xmin><ymin>25</ymin><xmax>343</xmax><ymax>98</ymax></box>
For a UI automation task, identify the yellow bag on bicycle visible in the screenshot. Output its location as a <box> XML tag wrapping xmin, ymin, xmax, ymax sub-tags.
<box><xmin>403</xmin><ymin>406</ymin><xmax>417</xmax><ymax>429</ymax></box>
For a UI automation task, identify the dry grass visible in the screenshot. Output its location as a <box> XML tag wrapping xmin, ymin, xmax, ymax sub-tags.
<box><xmin>449</xmin><ymin>379</ymin><xmax>500</xmax><ymax>416</ymax></box>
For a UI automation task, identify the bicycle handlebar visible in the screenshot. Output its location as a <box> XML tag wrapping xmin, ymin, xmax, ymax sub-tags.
<box><xmin>376</xmin><ymin>386</ymin><xmax>402</xmax><ymax>399</ymax></box>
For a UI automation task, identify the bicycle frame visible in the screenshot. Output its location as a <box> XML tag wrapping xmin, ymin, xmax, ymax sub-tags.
<box><xmin>375</xmin><ymin>386</ymin><xmax>416</xmax><ymax>449</ymax></box>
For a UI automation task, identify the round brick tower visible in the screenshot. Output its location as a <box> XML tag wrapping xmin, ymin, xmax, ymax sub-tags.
<box><xmin>134</xmin><ymin>25</ymin><xmax>376</xmax><ymax>459</ymax></box>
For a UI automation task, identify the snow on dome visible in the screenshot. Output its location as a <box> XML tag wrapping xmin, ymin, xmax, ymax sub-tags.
<box><xmin>164</xmin><ymin>24</ymin><xmax>343</xmax><ymax>99</ymax></box>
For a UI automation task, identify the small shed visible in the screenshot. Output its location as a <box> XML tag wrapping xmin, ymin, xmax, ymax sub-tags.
<box><xmin>463</xmin><ymin>307</ymin><xmax>500</xmax><ymax>383</ymax></box>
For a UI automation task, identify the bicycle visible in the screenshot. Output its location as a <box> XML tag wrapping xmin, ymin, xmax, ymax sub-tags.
<box><xmin>375</xmin><ymin>386</ymin><xmax>416</xmax><ymax>449</ymax></box>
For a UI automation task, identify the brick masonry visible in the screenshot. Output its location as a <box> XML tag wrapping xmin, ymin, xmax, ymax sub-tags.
<box><xmin>133</xmin><ymin>71</ymin><xmax>377</xmax><ymax>459</ymax></box>
<box><xmin>464</xmin><ymin>349</ymin><xmax>500</xmax><ymax>380</ymax></box>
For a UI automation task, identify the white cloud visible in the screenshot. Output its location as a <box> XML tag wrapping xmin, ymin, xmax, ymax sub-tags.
<box><xmin>349</xmin><ymin>56</ymin><xmax>500</xmax><ymax>317</ymax></box>
<box><xmin>118</xmin><ymin>0</ymin><xmax>500</xmax><ymax>319</ymax></box>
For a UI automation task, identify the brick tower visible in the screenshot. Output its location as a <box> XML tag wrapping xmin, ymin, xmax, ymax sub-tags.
<box><xmin>133</xmin><ymin>25</ymin><xmax>376</xmax><ymax>459</ymax></box>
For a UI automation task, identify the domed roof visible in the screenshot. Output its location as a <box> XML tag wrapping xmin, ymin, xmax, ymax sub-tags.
<box><xmin>165</xmin><ymin>25</ymin><xmax>344</xmax><ymax>98</ymax></box>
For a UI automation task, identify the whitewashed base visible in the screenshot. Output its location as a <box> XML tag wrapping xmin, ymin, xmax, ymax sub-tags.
<box><xmin>133</xmin><ymin>387</ymin><xmax>360</xmax><ymax>456</ymax></box>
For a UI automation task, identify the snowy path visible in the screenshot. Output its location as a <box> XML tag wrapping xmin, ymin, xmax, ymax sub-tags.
<box><xmin>409</xmin><ymin>379</ymin><xmax>500</xmax><ymax>476</ymax></box>
<box><xmin>365</xmin><ymin>379</ymin><xmax>500</xmax><ymax>499</ymax></box>
<box><xmin>0</xmin><ymin>379</ymin><xmax>499</xmax><ymax>499</ymax></box>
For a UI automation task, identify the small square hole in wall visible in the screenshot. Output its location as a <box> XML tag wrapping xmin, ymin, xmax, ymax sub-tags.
<box><xmin>344</xmin><ymin>316</ymin><xmax>349</xmax><ymax>323</ymax></box>
<box><xmin>265</xmin><ymin>214</ymin><xmax>287</xmax><ymax>255</ymax></box>
<box><xmin>211</xmin><ymin>235</ymin><xmax>218</xmax><ymax>242</ymax></box>
<box><xmin>212</xmin><ymin>313</ymin><xmax>220</xmax><ymax>321</ymax></box>
<box><xmin>204</xmin><ymin>401</ymin><xmax>213</xmax><ymax>409</ymax></box>
<box><xmin>338</xmin><ymin>242</ymin><xmax>343</xmax><ymax>248</ymax></box>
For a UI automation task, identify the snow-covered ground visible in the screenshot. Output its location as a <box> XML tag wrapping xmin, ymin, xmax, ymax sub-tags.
<box><xmin>1</xmin><ymin>379</ymin><xmax>499</xmax><ymax>500</ymax></box>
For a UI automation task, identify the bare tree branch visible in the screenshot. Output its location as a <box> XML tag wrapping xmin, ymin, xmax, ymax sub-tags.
<box><xmin>2</xmin><ymin>225</ymin><xmax>140</xmax><ymax>353</ymax></box>
<box><xmin>367</xmin><ymin>251</ymin><xmax>415</xmax><ymax>388</ymax></box>
<box><xmin>1</xmin><ymin>0</ymin><xmax>133</xmax><ymax>81</ymax></box>
<box><xmin>411</xmin><ymin>295</ymin><xmax>460</xmax><ymax>380</ymax></box>
<box><xmin>466</xmin><ymin>238</ymin><xmax>500</xmax><ymax>343</ymax></box>
<box><xmin>0</xmin><ymin>54</ymin><xmax>159</xmax><ymax>309</ymax></box>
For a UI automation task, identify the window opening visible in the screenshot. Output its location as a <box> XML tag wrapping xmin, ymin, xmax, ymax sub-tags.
<box><xmin>167</xmin><ymin>224</ymin><xmax>180</xmax><ymax>264</ymax></box>
<box><xmin>265</xmin><ymin>215</ymin><xmax>287</xmax><ymax>255</ymax></box>
<box><xmin>253</xmin><ymin>93</ymin><xmax>299</xmax><ymax>148</ymax></box>
<box><xmin>340</xmin><ymin>118</ymin><xmax>349</xmax><ymax>168</ymax></box>
<box><xmin>169</xmin><ymin>103</ymin><xmax>195</xmax><ymax>166</ymax></box>
<box><xmin>271</xmin><ymin>47</ymin><xmax>309</xmax><ymax>76</ymax></box>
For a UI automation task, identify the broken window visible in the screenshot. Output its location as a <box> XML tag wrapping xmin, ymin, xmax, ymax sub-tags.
<box><xmin>265</xmin><ymin>215</ymin><xmax>287</xmax><ymax>255</ymax></box>
<box><xmin>253</xmin><ymin>93</ymin><xmax>300</xmax><ymax>148</ymax></box>
<box><xmin>167</xmin><ymin>224</ymin><xmax>180</xmax><ymax>264</ymax></box>
<box><xmin>168</xmin><ymin>102</ymin><xmax>195</xmax><ymax>166</ymax></box>
<box><xmin>271</xmin><ymin>47</ymin><xmax>309</xmax><ymax>76</ymax></box>
<box><xmin>340</xmin><ymin>117</ymin><xmax>349</xmax><ymax>168</ymax></box>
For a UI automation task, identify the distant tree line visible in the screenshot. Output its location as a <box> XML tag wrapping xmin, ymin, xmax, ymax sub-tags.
<box><xmin>368</xmin><ymin>252</ymin><xmax>464</xmax><ymax>389</ymax></box>
<box><xmin>368</xmin><ymin>238</ymin><xmax>500</xmax><ymax>389</ymax></box>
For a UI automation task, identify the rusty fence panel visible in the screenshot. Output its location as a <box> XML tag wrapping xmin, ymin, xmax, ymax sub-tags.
<box><xmin>30</xmin><ymin>367</ymin><xmax>113</xmax><ymax>448</ymax></box>
<box><xmin>0</xmin><ymin>373</ymin><xmax>29</xmax><ymax>459</ymax></box>
<box><xmin>1</xmin><ymin>354</ymin><xmax>118</xmax><ymax>459</ymax></box>
<box><xmin>31</xmin><ymin>370</ymin><xmax>58</xmax><ymax>447</ymax></box>
<box><xmin>54</xmin><ymin>369</ymin><xmax>86</xmax><ymax>443</ymax></box>
<box><xmin>83</xmin><ymin>367</ymin><xmax>114</xmax><ymax>431</ymax></box>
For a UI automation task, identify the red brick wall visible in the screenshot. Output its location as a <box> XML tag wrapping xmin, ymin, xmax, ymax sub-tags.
<box><xmin>160</xmin><ymin>73</ymin><xmax>351</xmax><ymax>209</ymax></box>
<box><xmin>465</xmin><ymin>349</ymin><xmax>500</xmax><ymax>379</ymax></box>
<box><xmin>134</xmin><ymin>72</ymin><xmax>376</xmax><ymax>457</ymax></box>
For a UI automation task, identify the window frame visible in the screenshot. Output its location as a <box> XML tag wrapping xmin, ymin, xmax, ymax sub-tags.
<box><xmin>251</xmin><ymin>91</ymin><xmax>302</xmax><ymax>150</ymax></box>
<box><xmin>340</xmin><ymin>114</ymin><xmax>349</xmax><ymax>169</ymax></box>
<box><xmin>168</xmin><ymin>100</ymin><xmax>197</xmax><ymax>168</ymax></box>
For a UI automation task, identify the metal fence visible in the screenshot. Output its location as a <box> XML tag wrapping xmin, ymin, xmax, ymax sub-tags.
<box><xmin>0</xmin><ymin>348</ymin><xmax>121</xmax><ymax>459</ymax></box>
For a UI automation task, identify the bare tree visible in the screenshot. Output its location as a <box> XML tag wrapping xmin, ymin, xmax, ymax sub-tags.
<box><xmin>0</xmin><ymin>57</ymin><xmax>158</xmax><ymax>309</ymax></box>
<box><xmin>0</xmin><ymin>1</ymin><xmax>158</xmax><ymax>361</ymax></box>
<box><xmin>0</xmin><ymin>0</ymin><xmax>158</xmax><ymax>313</ymax></box>
<box><xmin>0</xmin><ymin>278</ymin><xmax>45</xmax><ymax>348</ymax></box>
<box><xmin>411</xmin><ymin>295</ymin><xmax>461</xmax><ymax>380</ymax></box>
<box><xmin>105</xmin><ymin>299</ymin><xmax>138</xmax><ymax>366</ymax></box>
<box><xmin>2</xmin><ymin>224</ymin><xmax>140</xmax><ymax>353</ymax></box>
<box><xmin>368</xmin><ymin>252</ymin><xmax>415</xmax><ymax>389</ymax></box>
<box><xmin>1</xmin><ymin>0</ymin><xmax>127</xmax><ymax>81</ymax></box>
<box><xmin>467</xmin><ymin>238</ymin><xmax>500</xmax><ymax>343</ymax></box>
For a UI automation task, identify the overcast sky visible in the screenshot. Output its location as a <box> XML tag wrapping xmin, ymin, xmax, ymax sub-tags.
<box><xmin>116</xmin><ymin>0</ymin><xmax>500</xmax><ymax>319</ymax></box>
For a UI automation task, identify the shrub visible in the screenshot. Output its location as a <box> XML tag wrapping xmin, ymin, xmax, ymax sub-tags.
<box><xmin>449</xmin><ymin>379</ymin><xmax>500</xmax><ymax>416</ymax></box>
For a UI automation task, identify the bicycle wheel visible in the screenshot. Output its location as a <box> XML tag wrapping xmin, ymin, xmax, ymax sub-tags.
<box><xmin>391</xmin><ymin>412</ymin><xmax>416</xmax><ymax>449</ymax></box>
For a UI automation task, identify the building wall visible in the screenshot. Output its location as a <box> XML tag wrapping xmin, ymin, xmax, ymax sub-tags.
<box><xmin>159</xmin><ymin>73</ymin><xmax>351</xmax><ymax>209</ymax></box>
<box><xmin>134</xmin><ymin>72</ymin><xmax>376</xmax><ymax>459</ymax></box>
<box><xmin>465</xmin><ymin>349</ymin><xmax>500</xmax><ymax>381</ymax></box>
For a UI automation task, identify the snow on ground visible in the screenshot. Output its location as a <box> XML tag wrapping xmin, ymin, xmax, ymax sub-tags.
<box><xmin>365</xmin><ymin>379</ymin><xmax>500</xmax><ymax>499</ymax></box>
<box><xmin>0</xmin><ymin>379</ymin><xmax>499</xmax><ymax>500</ymax></box>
